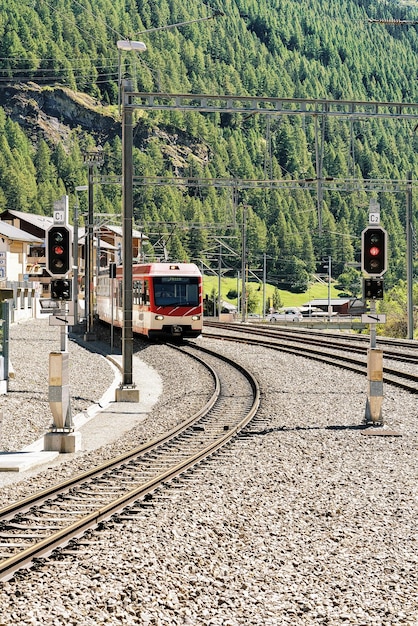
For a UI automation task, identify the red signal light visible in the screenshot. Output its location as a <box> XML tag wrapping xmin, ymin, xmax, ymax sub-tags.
<box><xmin>46</xmin><ymin>226</ymin><xmax>72</xmax><ymax>276</ymax></box>
<box><xmin>361</xmin><ymin>226</ymin><xmax>387</xmax><ymax>276</ymax></box>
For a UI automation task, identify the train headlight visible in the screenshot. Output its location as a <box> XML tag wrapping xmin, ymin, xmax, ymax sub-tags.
<box><xmin>155</xmin><ymin>315</ymin><xmax>165</xmax><ymax>321</ymax></box>
<box><xmin>191</xmin><ymin>315</ymin><xmax>201</xmax><ymax>321</ymax></box>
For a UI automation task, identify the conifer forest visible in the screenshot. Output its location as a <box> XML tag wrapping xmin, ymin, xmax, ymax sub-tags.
<box><xmin>0</xmin><ymin>0</ymin><xmax>417</xmax><ymax>324</ymax></box>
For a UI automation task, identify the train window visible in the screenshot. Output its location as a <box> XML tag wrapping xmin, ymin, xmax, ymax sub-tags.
<box><xmin>97</xmin><ymin>276</ymin><xmax>109</xmax><ymax>297</ymax></box>
<box><xmin>133</xmin><ymin>280</ymin><xmax>141</xmax><ymax>305</ymax></box>
<box><xmin>118</xmin><ymin>280</ymin><xmax>123</xmax><ymax>308</ymax></box>
<box><xmin>153</xmin><ymin>277</ymin><xmax>199</xmax><ymax>306</ymax></box>
<box><xmin>114</xmin><ymin>280</ymin><xmax>149</xmax><ymax>306</ymax></box>
<box><xmin>143</xmin><ymin>280</ymin><xmax>150</xmax><ymax>305</ymax></box>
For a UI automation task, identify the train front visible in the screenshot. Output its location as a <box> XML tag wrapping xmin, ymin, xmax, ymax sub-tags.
<box><xmin>148</xmin><ymin>263</ymin><xmax>203</xmax><ymax>339</ymax></box>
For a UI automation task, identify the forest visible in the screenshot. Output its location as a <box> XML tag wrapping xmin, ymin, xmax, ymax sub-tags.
<box><xmin>0</xmin><ymin>0</ymin><xmax>417</xmax><ymax>312</ymax></box>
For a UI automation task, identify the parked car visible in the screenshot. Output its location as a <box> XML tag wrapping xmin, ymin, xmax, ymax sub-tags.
<box><xmin>268</xmin><ymin>308</ymin><xmax>303</xmax><ymax>322</ymax></box>
<box><xmin>299</xmin><ymin>306</ymin><xmax>324</xmax><ymax>317</ymax></box>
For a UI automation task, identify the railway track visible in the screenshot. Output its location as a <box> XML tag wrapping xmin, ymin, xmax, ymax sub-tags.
<box><xmin>204</xmin><ymin>321</ymin><xmax>418</xmax><ymax>394</ymax></box>
<box><xmin>0</xmin><ymin>343</ymin><xmax>260</xmax><ymax>581</ymax></box>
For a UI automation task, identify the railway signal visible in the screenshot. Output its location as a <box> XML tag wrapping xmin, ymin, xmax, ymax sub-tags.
<box><xmin>50</xmin><ymin>278</ymin><xmax>72</xmax><ymax>301</ymax></box>
<box><xmin>46</xmin><ymin>225</ymin><xmax>72</xmax><ymax>277</ymax></box>
<box><xmin>363</xmin><ymin>277</ymin><xmax>384</xmax><ymax>301</ymax></box>
<box><xmin>361</xmin><ymin>226</ymin><xmax>387</xmax><ymax>276</ymax></box>
<box><xmin>360</xmin><ymin>222</ymin><xmax>389</xmax><ymax>429</ymax></box>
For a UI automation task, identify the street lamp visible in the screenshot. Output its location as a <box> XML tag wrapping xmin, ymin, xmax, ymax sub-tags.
<box><xmin>117</xmin><ymin>40</ymin><xmax>147</xmax><ymax>52</ymax></box>
<box><xmin>117</xmin><ymin>40</ymin><xmax>146</xmax><ymax>400</ymax></box>
<box><xmin>117</xmin><ymin>40</ymin><xmax>147</xmax><ymax>114</ymax></box>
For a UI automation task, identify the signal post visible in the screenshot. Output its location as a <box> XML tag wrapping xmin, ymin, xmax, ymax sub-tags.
<box><xmin>44</xmin><ymin>196</ymin><xmax>81</xmax><ymax>453</ymax></box>
<box><xmin>361</xmin><ymin>203</ymin><xmax>386</xmax><ymax>427</ymax></box>
<box><xmin>360</xmin><ymin>201</ymin><xmax>398</xmax><ymax>435</ymax></box>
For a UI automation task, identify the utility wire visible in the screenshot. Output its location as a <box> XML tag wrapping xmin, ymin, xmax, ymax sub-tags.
<box><xmin>69</xmin><ymin>0</ymin><xmax>126</xmax><ymax>40</ymax></box>
<box><xmin>136</xmin><ymin>10</ymin><xmax>224</xmax><ymax>36</ymax></box>
<box><xmin>3</xmin><ymin>2</ymin><xmax>224</xmax><ymax>87</ymax></box>
<box><xmin>38</xmin><ymin>0</ymin><xmax>105</xmax><ymax>45</ymax></box>
<box><xmin>367</xmin><ymin>18</ymin><xmax>418</xmax><ymax>25</ymax></box>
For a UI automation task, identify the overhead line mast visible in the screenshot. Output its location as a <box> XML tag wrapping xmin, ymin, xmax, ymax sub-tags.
<box><xmin>367</xmin><ymin>17</ymin><xmax>417</xmax><ymax>339</ymax></box>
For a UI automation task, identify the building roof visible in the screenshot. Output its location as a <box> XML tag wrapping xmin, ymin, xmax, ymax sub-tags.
<box><xmin>1</xmin><ymin>210</ymin><xmax>149</xmax><ymax>246</ymax></box>
<box><xmin>221</xmin><ymin>300</ymin><xmax>237</xmax><ymax>312</ymax></box>
<box><xmin>77</xmin><ymin>227</ymin><xmax>117</xmax><ymax>249</ymax></box>
<box><xmin>101</xmin><ymin>224</ymin><xmax>149</xmax><ymax>241</ymax></box>
<box><xmin>305</xmin><ymin>299</ymin><xmax>351</xmax><ymax>306</ymax></box>
<box><xmin>0</xmin><ymin>221</ymin><xmax>43</xmax><ymax>244</ymax></box>
<box><xmin>1</xmin><ymin>209</ymin><xmax>53</xmax><ymax>232</ymax></box>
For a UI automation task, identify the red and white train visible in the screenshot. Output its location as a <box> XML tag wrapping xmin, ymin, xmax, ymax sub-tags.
<box><xmin>96</xmin><ymin>262</ymin><xmax>203</xmax><ymax>339</ymax></box>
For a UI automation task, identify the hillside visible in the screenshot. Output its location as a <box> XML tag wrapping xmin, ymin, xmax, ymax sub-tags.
<box><xmin>0</xmin><ymin>0</ymin><xmax>417</xmax><ymax>297</ymax></box>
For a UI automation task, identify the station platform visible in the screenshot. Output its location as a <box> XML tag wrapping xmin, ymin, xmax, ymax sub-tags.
<box><xmin>0</xmin><ymin>346</ymin><xmax>162</xmax><ymax>475</ymax></box>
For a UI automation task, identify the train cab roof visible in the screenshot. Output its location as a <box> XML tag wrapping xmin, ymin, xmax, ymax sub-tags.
<box><xmin>134</xmin><ymin>263</ymin><xmax>201</xmax><ymax>276</ymax></box>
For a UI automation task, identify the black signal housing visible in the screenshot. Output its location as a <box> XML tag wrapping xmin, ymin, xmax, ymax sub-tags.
<box><xmin>46</xmin><ymin>225</ymin><xmax>72</xmax><ymax>277</ymax></box>
<box><xmin>51</xmin><ymin>278</ymin><xmax>72</xmax><ymax>301</ymax></box>
<box><xmin>363</xmin><ymin>277</ymin><xmax>384</xmax><ymax>301</ymax></box>
<box><xmin>361</xmin><ymin>226</ymin><xmax>387</xmax><ymax>276</ymax></box>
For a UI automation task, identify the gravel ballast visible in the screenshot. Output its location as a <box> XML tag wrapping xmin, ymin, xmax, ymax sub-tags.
<box><xmin>0</xmin><ymin>319</ymin><xmax>416</xmax><ymax>625</ymax></box>
<box><xmin>0</xmin><ymin>319</ymin><xmax>114</xmax><ymax>452</ymax></box>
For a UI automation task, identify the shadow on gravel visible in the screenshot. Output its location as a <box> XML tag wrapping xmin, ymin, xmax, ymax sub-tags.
<box><xmin>240</xmin><ymin>424</ymin><xmax>366</xmax><ymax>437</ymax></box>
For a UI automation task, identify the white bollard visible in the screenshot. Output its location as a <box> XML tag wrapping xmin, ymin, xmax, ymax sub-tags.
<box><xmin>48</xmin><ymin>351</ymin><xmax>70</xmax><ymax>429</ymax></box>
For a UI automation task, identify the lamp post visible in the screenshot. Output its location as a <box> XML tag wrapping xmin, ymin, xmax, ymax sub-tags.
<box><xmin>241</xmin><ymin>206</ymin><xmax>248</xmax><ymax>322</ymax></box>
<box><xmin>406</xmin><ymin>173</ymin><xmax>414</xmax><ymax>340</ymax></box>
<box><xmin>74</xmin><ymin>185</ymin><xmax>88</xmax><ymax>326</ymax></box>
<box><xmin>117</xmin><ymin>40</ymin><xmax>147</xmax><ymax>114</ymax></box>
<box><xmin>117</xmin><ymin>40</ymin><xmax>146</xmax><ymax>400</ymax></box>
<box><xmin>83</xmin><ymin>148</ymin><xmax>103</xmax><ymax>340</ymax></box>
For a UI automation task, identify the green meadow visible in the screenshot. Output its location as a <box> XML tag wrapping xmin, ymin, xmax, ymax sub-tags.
<box><xmin>203</xmin><ymin>276</ymin><xmax>345</xmax><ymax>314</ymax></box>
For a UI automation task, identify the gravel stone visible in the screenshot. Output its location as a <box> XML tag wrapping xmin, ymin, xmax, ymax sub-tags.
<box><xmin>0</xmin><ymin>320</ymin><xmax>416</xmax><ymax>625</ymax></box>
<box><xmin>0</xmin><ymin>318</ymin><xmax>114</xmax><ymax>451</ymax></box>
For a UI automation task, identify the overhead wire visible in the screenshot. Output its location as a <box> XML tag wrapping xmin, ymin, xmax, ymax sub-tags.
<box><xmin>0</xmin><ymin>63</ymin><xmax>117</xmax><ymax>73</ymax></box>
<box><xmin>0</xmin><ymin>0</ymin><xmax>128</xmax><ymax>86</ymax></box>
<box><xmin>69</xmin><ymin>0</ymin><xmax>126</xmax><ymax>40</ymax></box>
<box><xmin>2</xmin><ymin>0</ymin><xmax>223</xmax><ymax>89</ymax></box>
<box><xmin>38</xmin><ymin>0</ymin><xmax>107</xmax><ymax>47</ymax></box>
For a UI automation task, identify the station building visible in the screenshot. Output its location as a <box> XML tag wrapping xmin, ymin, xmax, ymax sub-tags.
<box><xmin>0</xmin><ymin>209</ymin><xmax>148</xmax><ymax>322</ymax></box>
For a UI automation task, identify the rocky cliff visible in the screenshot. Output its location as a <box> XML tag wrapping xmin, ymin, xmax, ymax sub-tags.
<box><xmin>0</xmin><ymin>83</ymin><xmax>119</xmax><ymax>147</ymax></box>
<box><xmin>0</xmin><ymin>82</ymin><xmax>209</xmax><ymax>170</ymax></box>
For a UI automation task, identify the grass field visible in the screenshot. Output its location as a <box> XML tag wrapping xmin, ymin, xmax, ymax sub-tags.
<box><xmin>203</xmin><ymin>275</ymin><xmax>345</xmax><ymax>314</ymax></box>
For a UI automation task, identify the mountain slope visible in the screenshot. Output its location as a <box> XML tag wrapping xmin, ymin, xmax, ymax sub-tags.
<box><xmin>0</xmin><ymin>0</ymin><xmax>417</xmax><ymax>290</ymax></box>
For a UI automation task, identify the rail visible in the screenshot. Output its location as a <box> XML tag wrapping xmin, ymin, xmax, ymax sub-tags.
<box><xmin>0</xmin><ymin>342</ymin><xmax>260</xmax><ymax>581</ymax></box>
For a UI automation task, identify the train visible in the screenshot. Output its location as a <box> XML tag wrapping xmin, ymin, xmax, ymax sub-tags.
<box><xmin>96</xmin><ymin>262</ymin><xmax>203</xmax><ymax>339</ymax></box>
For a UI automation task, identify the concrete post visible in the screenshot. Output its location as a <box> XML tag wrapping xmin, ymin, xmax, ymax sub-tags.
<box><xmin>45</xmin><ymin>351</ymin><xmax>81</xmax><ymax>452</ymax></box>
<box><xmin>365</xmin><ymin>348</ymin><xmax>384</xmax><ymax>425</ymax></box>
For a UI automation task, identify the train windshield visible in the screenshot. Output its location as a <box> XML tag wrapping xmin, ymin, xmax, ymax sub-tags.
<box><xmin>153</xmin><ymin>276</ymin><xmax>200</xmax><ymax>306</ymax></box>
